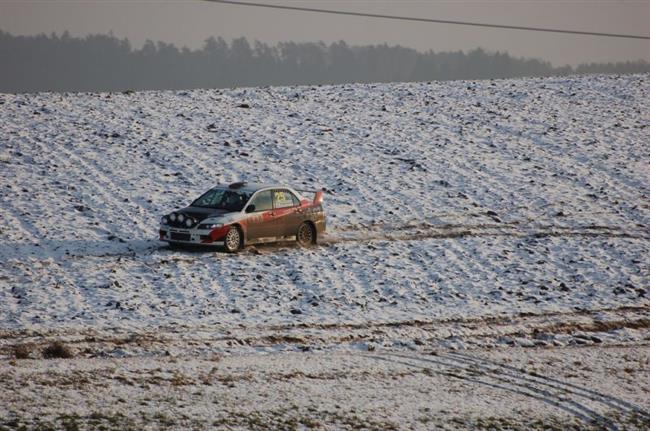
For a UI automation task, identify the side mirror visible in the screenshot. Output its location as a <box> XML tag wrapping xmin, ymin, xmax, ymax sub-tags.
<box><xmin>245</xmin><ymin>204</ymin><xmax>256</xmax><ymax>213</ymax></box>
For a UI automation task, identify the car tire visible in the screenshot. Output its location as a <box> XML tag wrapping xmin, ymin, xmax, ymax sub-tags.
<box><xmin>223</xmin><ymin>226</ymin><xmax>243</xmax><ymax>253</ymax></box>
<box><xmin>296</xmin><ymin>222</ymin><xmax>316</xmax><ymax>247</ymax></box>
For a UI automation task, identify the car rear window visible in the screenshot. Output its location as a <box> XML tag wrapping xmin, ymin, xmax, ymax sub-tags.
<box><xmin>274</xmin><ymin>190</ymin><xmax>298</xmax><ymax>209</ymax></box>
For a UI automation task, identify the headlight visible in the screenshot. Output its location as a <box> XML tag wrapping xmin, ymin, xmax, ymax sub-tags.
<box><xmin>170</xmin><ymin>213</ymin><xmax>177</xmax><ymax>222</ymax></box>
<box><xmin>161</xmin><ymin>216</ymin><xmax>168</xmax><ymax>225</ymax></box>
<box><xmin>185</xmin><ymin>218</ymin><xmax>193</xmax><ymax>227</ymax></box>
<box><xmin>198</xmin><ymin>223</ymin><xmax>223</xmax><ymax>230</ymax></box>
<box><xmin>178</xmin><ymin>214</ymin><xmax>185</xmax><ymax>223</ymax></box>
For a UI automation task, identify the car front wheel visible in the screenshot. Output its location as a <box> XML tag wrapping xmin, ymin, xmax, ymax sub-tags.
<box><xmin>224</xmin><ymin>226</ymin><xmax>242</xmax><ymax>253</ymax></box>
<box><xmin>296</xmin><ymin>222</ymin><xmax>316</xmax><ymax>247</ymax></box>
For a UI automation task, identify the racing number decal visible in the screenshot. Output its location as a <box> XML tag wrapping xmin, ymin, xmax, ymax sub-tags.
<box><xmin>274</xmin><ymin>191</ymin><xmax>287</xmax><ymax>204</ymax></box>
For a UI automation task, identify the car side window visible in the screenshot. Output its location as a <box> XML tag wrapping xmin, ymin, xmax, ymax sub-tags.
<box><xmin>274</xmin><ymin>190</ymin><xmax>298</xmax><ymax>209</ymax></box>
<box><xmin>248</xmin><ymin>190</ymin><xmax>273</xmax><ymax>212</ymax></box>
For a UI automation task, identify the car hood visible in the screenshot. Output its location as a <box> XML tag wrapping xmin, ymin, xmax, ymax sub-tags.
<box><xmin>178</xmin><ymin>206</ymin><xmax>233</xmax><ymax>222</ymax></box>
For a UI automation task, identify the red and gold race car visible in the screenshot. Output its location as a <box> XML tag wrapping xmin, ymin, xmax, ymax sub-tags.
<box><xmin>159</xmin><ymin>182</ymin><xmax>326</xmax><ymax>252</ymax></box>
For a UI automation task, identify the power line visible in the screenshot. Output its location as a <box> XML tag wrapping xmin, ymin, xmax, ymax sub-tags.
<box><xmin>203</xmin><ymin>0</ymin><xmax>650</xmax><ymax>41</ymax></box>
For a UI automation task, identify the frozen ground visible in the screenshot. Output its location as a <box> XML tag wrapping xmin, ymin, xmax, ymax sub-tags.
<box><xmin>1</xmin><ymin>73</ymin><xmax>649</xmax><ymax>429</ymax></box>
<box><xmin>2</xmin><ymin>346</ymin><xmax>649</xmax><ymax>430</ymax></box>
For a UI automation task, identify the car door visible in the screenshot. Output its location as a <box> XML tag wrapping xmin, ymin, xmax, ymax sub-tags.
<box><xmin>244</xmin><ymin>190</ymin><xmax>275</xmax><ymax>240</ymax></box>
<box><xmin>272</xmin><ymin>189</ymin><xmax>303</xmax><ymax>237</ymax></box>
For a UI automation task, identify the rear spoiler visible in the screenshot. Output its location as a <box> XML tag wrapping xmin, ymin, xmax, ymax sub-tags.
<box><xmin>295</xmin><ymin>188</ymin><xmax>325</xmax><ymax>205</ymax></box>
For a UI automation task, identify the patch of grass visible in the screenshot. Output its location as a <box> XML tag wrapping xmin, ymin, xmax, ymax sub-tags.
<box><xmin>149</xmin><ymin>412</ymin><xmax>176</xmax><ymax>427</ymax></box>
<box><xmin>13</xmin><ymin>343</ymin><xmax>34</xmax><ymax>359</ymax></box>
<box><xmin>0</xmin><ymin>412</ymin><xmax>137</xmax><ymax>431</ymax></box>
<box><xmin>607</xmin><ymin>410</ymin><xmax>650</xmax><ymax>429</ymax></box>
<box><xmin>42</xmin><ymin>341</ymin><xmax>74</xmax><ymax>359</ymax></box>
<box><xmin>211</xmin><ymin>408</ymin><xmax>398</xmax><ymax>431</ymax></box>
<box><xmin>454</xmin><ymin>414</ymin><xmax>610</xmax><ymax>431</ymax></box>
<box><xmin>169</xmin><ymin>371</ymin><xmax>195</xmax><ymax>386</ymax></box>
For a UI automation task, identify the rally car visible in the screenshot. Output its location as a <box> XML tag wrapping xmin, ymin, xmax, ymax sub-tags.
<box><xmin>159</xmin><ymin>182</ymin><xmax>326</xmax><ymax>252</ymax></box>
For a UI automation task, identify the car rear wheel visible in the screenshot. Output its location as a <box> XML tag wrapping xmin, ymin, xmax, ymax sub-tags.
<box><xmin>296</xmin><ymin>222</ymin><xmax>316</xmax><ymax>247</ymax></box>
<box><xmin>224</xmin><ymin>226</ymin><xmax>243</xmax><ymax>253</ymax></box>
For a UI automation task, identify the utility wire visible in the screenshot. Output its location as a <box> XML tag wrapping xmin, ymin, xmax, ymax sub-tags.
<box><xmin>203</xmin><ymin>0</ymin><xmax>650</xmax><ymax>40</ymax></box>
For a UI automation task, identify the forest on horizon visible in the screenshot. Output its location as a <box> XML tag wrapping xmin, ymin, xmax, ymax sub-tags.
<box><xmin>1</xmin><ymin>30</ymin><xmax>649</xmax><ymax>93</ymax></box>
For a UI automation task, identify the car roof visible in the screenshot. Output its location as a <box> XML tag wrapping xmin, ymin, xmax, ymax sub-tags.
<box><xmin>213</xmin><ymin>182</ymin><xmax>289</xmax><ymax>193</ymax></box>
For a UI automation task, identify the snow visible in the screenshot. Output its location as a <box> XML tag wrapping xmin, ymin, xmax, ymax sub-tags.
<box><xmin>1</xmin><ymin>74</ymin><xmax>648</xmax><ymax>335</ymax></box>
<box><xmin>2</xmin><ymin>346</ymin><xmax>649</xmax><ymax>430</ymax></box>
<box><xmin>1</xmin><ymin>73</ymin><xmax>649</xmax><ymax>429</ymax></box>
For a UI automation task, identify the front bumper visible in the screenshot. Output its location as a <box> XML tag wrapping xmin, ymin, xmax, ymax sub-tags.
<box><xmin>159</xmin><ymin>224</ymin><xmax>229</xmax><ymax>245</ymax></box>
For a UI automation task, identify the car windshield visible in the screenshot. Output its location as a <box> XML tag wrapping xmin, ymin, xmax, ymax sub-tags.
<box><xmin>191</xmin><ymin>188</ymin><xmax>251</xmax><ymax>212</ymax></box>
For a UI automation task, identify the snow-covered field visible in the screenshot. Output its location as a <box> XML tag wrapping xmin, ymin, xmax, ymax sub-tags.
<box><xmin>2</xmin><ymin>346</ymin><xmax>649</xmax><ymax>430</ymax></box>
<box><xmin>1</xmin><ymin>73</ymin><xmax>649</xmax><ymax>429</ymax></box>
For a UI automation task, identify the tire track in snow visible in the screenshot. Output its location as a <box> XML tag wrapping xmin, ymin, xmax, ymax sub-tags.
<box><xmin>55</xmin><ymin>139</ymin><xmax>152</xmax><ymax>239</ymax></box>
<box><xmin>3</xmin><ymin>220</ymin><xmax>645</xmax><ymax>263</ymax></box>
<box><xmin>446</xmin><ymin>352</ymin><xmax>650</xmax><ymax>421</ymax></box>
<box><xmin>29</xmin><ymin>135</ymin><xmax>127</xmax><ymax>242</ymax></box>
<box><xmin>0</xmin><ymin>200</ymin><xmax>42</xmax><ymax>241</ymax></box>
<box><xmin>321</xmin><ymin>221</ymin><xmax>650</xmax><ymax>245</ymax></box>
<box><xmin>488</xmin><ymin>115</ymin><xmax>649</xmax><ymax>226</ymax></box>
<box><xmin>373</xmin><ymin>352</ymin><xmax>623</xmax><ymax>430</ymax></box>
<box><xmin>431</xmin><ymin>89</ymin><xmax>646</xmax><ymax>228</ymax></box>
<box><xmin>425</xmin><ymin>109</ymin><xmax>536</xmax><ymax>219</ymax></box>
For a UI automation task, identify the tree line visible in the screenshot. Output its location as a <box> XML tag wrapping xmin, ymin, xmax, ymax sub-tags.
<box><xmin>1</xmin><ymin>30</ymin><xmax>648</xmax><ymax>93</ymax></box>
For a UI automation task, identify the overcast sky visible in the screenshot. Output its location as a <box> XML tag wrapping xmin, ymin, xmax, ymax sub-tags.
<box><xmin>1</xmin><ymin>0</ymin><xmax>648</xmax><ymax>66</ymax></box>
